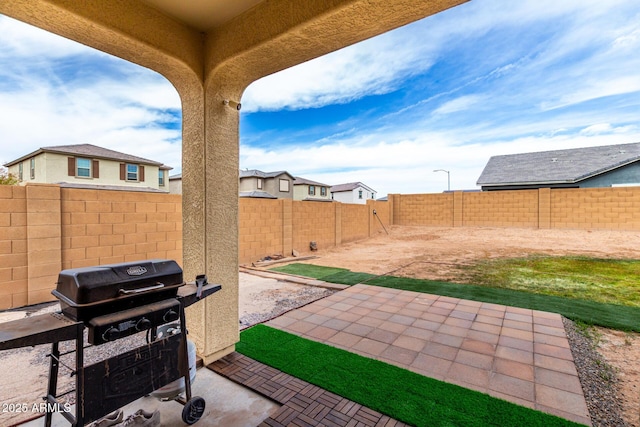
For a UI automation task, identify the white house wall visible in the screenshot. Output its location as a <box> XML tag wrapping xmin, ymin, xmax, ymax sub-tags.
<box><xmin>332</xmin><ymin>191</ymin><xmax>356</xmax><ymax>204</ymax></box>
<box><xmin>332</xmin><ymin>185</ymin><xmax>376</xmax><ymax>204</ymax></box>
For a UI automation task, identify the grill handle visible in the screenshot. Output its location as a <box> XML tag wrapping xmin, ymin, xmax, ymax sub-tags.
<box><xmin>195</xmin><ymin>274</ymin><xmax>208</xmax><ymax>299</ymax></box>
<box><xmin>118</xmin><ymin>283</ymin><xmax>165</xmax><ymax>295</ymax></box>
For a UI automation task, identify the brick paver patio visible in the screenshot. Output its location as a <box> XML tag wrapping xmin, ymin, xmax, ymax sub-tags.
<box><xmin>210</xmin><ymin>352</ymin><xmax>410</xmax><ymax>427</ymax></box>
<box><xmin>261</xmin><ymin>283</ymin><xmax>591</xmax><ymax>426</ymax></box>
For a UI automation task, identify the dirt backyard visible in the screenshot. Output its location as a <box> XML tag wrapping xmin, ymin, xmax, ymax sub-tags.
<box><xmin>284</xmin><ymin>225</ymin><xmax>640</xmax><ymax>426</ymax></box>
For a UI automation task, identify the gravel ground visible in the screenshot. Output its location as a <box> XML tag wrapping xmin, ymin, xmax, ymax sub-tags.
<box><xmin>239</xmin><ymin>285</ymin><xmax>335</xmax><ymax>329</ymax></box>
<box><xmin>563</xmin><ymin>317</ymin><xmax>627</xmax><ymax>427</ymax></box>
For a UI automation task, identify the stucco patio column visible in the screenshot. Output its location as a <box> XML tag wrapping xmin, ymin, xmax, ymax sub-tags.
<box><xmin>182</xmin><ymin>78</ymin><xmax>243</xmax><ymax>363</ymax></box>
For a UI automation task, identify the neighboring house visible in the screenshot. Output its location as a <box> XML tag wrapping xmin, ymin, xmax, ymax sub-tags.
<box><xmin>239</xmin><ymin>169</ymin><xmax>294</xmax><ymax>199</ymax></box>
<box><xmin>293</xmin><ymin>177</ymin><xmax>332</xmax><ymax>201</ymax></box>
<box><xmin>169</xmin><ymin>173</ymin><xmax>182</xmax><ymax>194</ymax></box>
<box><xmin>330</xmin><ymin>182</ymin><xmax>377</xmax><ymax>204</ymax></box>
<box><xmin>477</xmin><ymin>142</ymin><xmax>640</xmax><ymax>191</ymax></box>
<box><xmin>4</xmin><ymin>144</ymin><xmax>172</xmax><ymax>192</ymax></box>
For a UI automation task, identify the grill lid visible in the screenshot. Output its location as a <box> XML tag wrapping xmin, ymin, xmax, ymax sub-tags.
<box><xmin>54</xmin><ymin>259</ymin><xmax>183</xmax><ymax>306</ymax></box>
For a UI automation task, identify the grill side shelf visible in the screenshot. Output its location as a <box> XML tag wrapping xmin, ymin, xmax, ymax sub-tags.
<box><xmin>177</xmin><ymin>283</ymin><xmax>222</xmax><ymax>308</ymax></box>
<box><xmin>0</xmin><ymin>313</ymin><xmax>82</xmax><ymax>351</ymax></box>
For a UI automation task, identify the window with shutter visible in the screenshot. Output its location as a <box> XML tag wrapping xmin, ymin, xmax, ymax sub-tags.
<box><xmin>92</xmin><ymin>160</ymin><xmax>99</xmax><ymax>178</ymax></box>
<box><xmin>126</xmin><ymin>164</ymin><xmax>139</xmax><ymax>181</ymax></box>
<box><xmin>76</xmin><ymin>158</ymin><xmax>91</xmax><ymax>177</ymax></box>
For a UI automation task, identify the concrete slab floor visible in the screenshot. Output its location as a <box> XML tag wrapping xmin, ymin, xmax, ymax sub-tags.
<box><xmin>19</xmin><ymin>368</ymin><xmax>280</xmax><ymax>427</ymax></box>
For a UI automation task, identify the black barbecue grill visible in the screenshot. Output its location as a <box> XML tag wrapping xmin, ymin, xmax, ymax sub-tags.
<box><xmin>0</xmin><ymin>259</ymin><xmax>221</xmax><ymax>426</ymax></box>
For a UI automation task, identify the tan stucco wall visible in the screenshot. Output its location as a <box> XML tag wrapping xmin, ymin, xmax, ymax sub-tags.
<box><xmin>0</xmin><ymin>0</ymin><xmax>468</xmax><ymax>362</ymax></box>
<box><xmin>9</xmin><ymin>152</ymin><xmax>166</xmax><ymax>189</ymax></box>
<box><xmin>239</xmin><ymin>177</ymin><xmax>262</xmax><ymax>192</ymax></box>
<box><xmin>264</xmin><ymin>176</ymin><xmax>293</xmax><ymax>199</ymax></box>
<box><xmin>8</xmin><ymin>155</ymin><xmax>47</xmax><ymax>184</ymax></box>
<box><xmin>293</xmin><ymin>184</ymin><xmax>331</xmax><ymax>201</ymax></box>
<box><xmin>293</xmin><ymin>185</ymin><xmax>307</xmax><ymax>200</ymax></box>
<box><xmin>7</xmin><ymin>162</ymin><xmax>23</xmax><ymax>182</ymax></box>
<box><xmin>169</xmin><ymin>177</ymin><xmax>182</xmax><ymax>194</ymax></box>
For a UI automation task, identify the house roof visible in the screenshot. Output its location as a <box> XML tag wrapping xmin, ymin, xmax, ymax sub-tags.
<box><xmin>239</xmin><ymin>190</ymin><xmax>278</xmax><ymax>199</ymax></box>
<box><xmin>477</xmin><ymin>142</ymin><xmax>640</xmax><ymax>187</ymax></box>
<box><xmin>330</xmin><ymin>182</ymin><xmax>376</xmax><ymax>193</ymax></box>
<box><xmin>169</xmin><ymin>173</ymin><xmax>182</xmax><ymax>180</ymax></box>
<box><xmin>4</xmin><ymin>144</ymin><xmax>167</xmax><ymax>168</ymax></box>
<box><xmin>293</xmin><ymin>176</ymin><xmax>330</xmax><ymax>187</ymax></box>
<box><xmin>239</xmin><ymin>169</ymin><xmax>294</xmax><ymax>179</ymax></box>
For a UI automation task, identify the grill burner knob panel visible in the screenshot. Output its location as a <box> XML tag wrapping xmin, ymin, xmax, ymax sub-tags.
<box><xmin>163</xmin><ymin>310</ymin><xmax>179</xmax><ymax>323</ymax></box>
<box><xmin>88</xmin><ymin>298</ymin><xmax>181</xmax><ymax>345</ymax></box>
<box><xmin>135</xmin><ymin>318</ymin><xmax>152</xmax><ymax>331</ymax></box>
<box><xmin>102</xmin><ymin>327</ymin><xmax>120</xmax><ymax>342</ymax></box>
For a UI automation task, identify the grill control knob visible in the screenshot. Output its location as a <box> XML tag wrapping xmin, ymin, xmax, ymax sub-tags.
<box><xmin>102</xmin><ymin>327</ymin><xmax>120</xmax><ymax>342</ymax></box>
<box><xmin>163</xmin><ymin>309</ymin><xmax>179</xmax><ymax>323</ymax></box>
<box><xmin>136</xmin><ymin>317</ymin><xmax>152</xmax><ymax>331</ymax></box>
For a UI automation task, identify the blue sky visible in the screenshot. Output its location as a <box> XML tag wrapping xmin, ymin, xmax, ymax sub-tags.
<box><xmin>1</xmin><ymin>0</ymin><xmax>640</xmax><ymax>196</ymax></box>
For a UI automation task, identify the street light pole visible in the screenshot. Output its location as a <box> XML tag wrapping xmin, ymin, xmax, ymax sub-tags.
<box><xmin>433</xmin><ymin>169</ymin><xmax>450</xmax><ymax>192</ymax></box>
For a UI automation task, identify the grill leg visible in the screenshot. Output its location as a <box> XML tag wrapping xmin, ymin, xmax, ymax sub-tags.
<box><xmin>45</xmin><ymin>342</ymin><xmax>59</xmax><ymax>427</ymax></box>
<box><xmin>74</xmin><ymin>330</ymin><xmax>84</xmax><ymax>427</ymax></box>
<box><xmin>179</xmin><ymin>305</ymin><xmax>193</xmax><ymax>402</ymax></box>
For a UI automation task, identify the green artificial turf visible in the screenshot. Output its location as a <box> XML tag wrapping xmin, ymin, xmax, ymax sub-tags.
<box><xmin>464</xmin><ymin>256</ymin><xmax>640</xmax><ymax>307</ymax></box>
<box><xmin>270</xmin><ymin>263</ymin><xmax>640</xmax><ymax>331</ymax></box>
<box><xmin>238</xmin><ymin>325</ymin><xmax>584</xmax><ymax>427</ymax></box>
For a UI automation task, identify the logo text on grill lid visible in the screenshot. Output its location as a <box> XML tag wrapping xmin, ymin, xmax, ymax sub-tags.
<box><xmin>126</xmin><ymin>266</ymin><xmax>148</xmax><ymax>276</ymax></box>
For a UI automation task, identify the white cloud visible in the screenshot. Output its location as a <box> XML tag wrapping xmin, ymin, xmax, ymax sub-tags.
<box><xmin>580</xmin><ymin>124</ymin><xmax>614</xmax><ymax>135</ymax></box>
<box><xmin>242</xmin><ymin>0</ymin><xmax>637</xmax><ymax>113</ymax></box>
<box><xmin>241</xmin><ymin>31</ymin><xmax>433</xmax><ymax>112</ymax></box>
<box><xmin>0</xmin><ymin>16</ymin><xmax>97</xmax><ymax>59</ymax></box>
<box><xmin>580</xmin><ymin>123</ymin><xmax>638</xmax><ymax>136</ymax></box>
<box><xmin>0</xmin><ymin>15</ymin><xmax>182</xmax><ymax>171</ymax></box>
<box><xmin>432</xmin><ymin>95</ymin><xmax>483</xmax><ymax>116</ymax></box>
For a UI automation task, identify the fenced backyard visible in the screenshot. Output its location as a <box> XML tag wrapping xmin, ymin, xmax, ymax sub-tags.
<box><xmin>3</xmin><ymin>183</ymin><xmax>640</xmax><ymax>309</ymax></box>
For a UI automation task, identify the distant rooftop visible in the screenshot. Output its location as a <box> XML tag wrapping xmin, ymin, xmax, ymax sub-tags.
<box><xmin>239</xmin><ymin>190</ymin><xmax>278</xmax><ymax>199</ymax></box>
<box><xmin>4</xmin><ymin>143</ymin><xmax>168</xmax><ymax>168</ymax></box>
<box><xmin>240</xmin><ymin>169</ymin><xmax>293</xmax><ymax>179</ymax></box>
<box><xmin>293</xmin><ymin>176</ymin><xmax>331</xmax><ymax>187</ymax></box>
<box><xmin>330</xmin><ymin>182</ymin><xmax>376</xmax><ymax>193</ymax></box>
<box><xmin>477</xmin><ymin>142</ymin><xmax>640</xmax><ymax>187</ymax></box>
